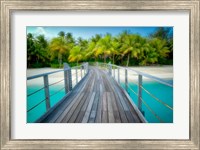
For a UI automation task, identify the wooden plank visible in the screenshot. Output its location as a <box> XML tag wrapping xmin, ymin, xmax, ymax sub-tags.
<box><xmin>122</xmin><ymin>88</ymin><xmax>146</xmax><ymax>123</ymax></box>
<box><xmin>38</xmin><ymin>66</ymin><xmax>145</xmax><ymax>124</ymax></box>
<box><xmin>112</xmin><ymin>77</ymin><xmax>142</xmax><ymax>123</ymax></box>
<box><xmin>102</xmin><ymin>74</ymin><xmax>128</xmax><ymax>123</ymax></box>
<box><xmin>107</xmin><ymin>92</ymin><xmax>115</xmax><ymax>123</ymax></box>
<box><xmin>110</xmin><ymin>92</ymin><xmax>121</xmax><ymax>123</ymax></box>
<box><xmin>48</xmin><ymin>75</ymin><xmax>90</xmax><ymax>122</ymax></box>
<box><xmin>102</xmin><ymin>92</ymin><xmax>108</xmax><ymax>123</ymax></box>
<box><xmin>52</xmin><ymin>71</ymin><xmax>93</xmax><ymax>123</ymax></box>
<box><xmin>75</xmin><ymin>91</ymin><xmax>93</xmax><ymax>123</ymax></box>
<box><xmin>42</xmin><ymin>73</ymin><xmax>91</xmax><ymax>123</ymax></box>
<box><xmin>102</xmin><ymin>74</ymin><xmax>110</xmax><ymax>92</ymax></box>
<box><xmin>106</xmin><ymin>74</ymin><xmax>130</xmax><ymax>112</ymax></box>
<box><xmin>87</xmin><ymin>73</ymin><xmax>96</xmax><ymax>92</ymax></box>
<box><xmin>125</xmin><ymin>111</ymin><xmax>136</xmax><ymax>123</ymax></box>
<box><xmin>115</xmin><ymin>88</ymin><xmax>129</xmax><ymax>111</ymax></box>
<box><xmin>88</xmin><ymin>76</ymin><xmax>100</xmax><ymax>123</ymax></box>
<box><xmin>61</xmin><ymin>92</ymin><xmax>84</xmax><ymax>123</ymax></box>
<box><xmin>95</xmin><ymin>87</ymin><xmax>103</xmax><ymax>123</ymax></box>
<box><xmin>100</xmin><ymin>73</ymin><xmax>106</xmax><ymax>93</ymax></box>
<box><xmin>95</xmin><ymin>73</ymin><xmax>104</xmax><ymax>123</ymax></box>
<box><xmin>121</xmin><ymin>91</ymin><xmax>142</xmax><ymax>123</ymax></box>
<box><xmin>112</xmin><ymin>91</ymin><xmax>128</xmax><ymax>123</ymax></box>
<box><xmin>88</xmin><ymin>111</ymin><xmax>96</xmax><ymax>123</ymax></box>
<box><xmin>79</xmin><ymin>70</ymin><xmax>95</xmax><ymax>93</ymax></box>
<box><xmin>82</xmin><ymin>92</ymin><xmax>96</xmax><ymax>123</ymax></box>
<box><xmin>64</xmin><ymin>74</ymin><xmax>95</xmax><ymax>123</ymax></box>
<box><xmin>75</xmin><ymin>111</ymin><xmax>85</xmax><ymax>123</ymax></box>
<box><xmin>68</xmin><ymin>91</ymin><xmax>90</xmax><ymax>123</ymax></box>
<box><xmin>74</xmin><ymin>71</ymin><xmax>96</xmax><ymax>123</ymax></box>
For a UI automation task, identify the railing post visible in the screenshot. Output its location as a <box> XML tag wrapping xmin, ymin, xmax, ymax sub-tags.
<box><xmin>118</xmin><ymin>68</ymin><xmax>120</xmax><ymax>84</ymax></box>
<box><xmin>85</xmin><ymin>62</ymin><xmax>88</xmax><ymax>73</ymax></box>
<box><xmin>138</xmin><ymin>75</ymin><xmax>143</xmax><ymax>112</ymax></box>
<box><xmin>113</xmin><ymin>67</ymin><xmax>115</xmax><ymax>79</ymax></box>
<box><xmin>125</xmin><ymin>69</ymin><xmax>128</xmax><ymax>92</ymax></box>
<box><xmin>76</xmin><ymin>67</ymin><xmax>78</xmax><ymax>84</ymax></box>
<box><xmin>43</xmin><ymin>75</ymin><xmax>50</xmax><ymax>111</ymax></box>
<box><xmin>64</xmin><ymin>63</ymin><xmax>72</xmax><ymax>94</ymax></box>
<box><xmin>96</xmin><ymin>62</ymin><xmax>98</xmax><ymax>67</ymax></box>
<box><xmin>84</xmin><ymin>63</ymin><xmax>86</xmax><ymax>75</ymax></box>
<box><xmin>87</xmin><ymin>63</ymin><xmax>89</xmax><ymax>73</ymax></box>
<box><xmin>81</xmin><ymin>66</ymin><xmax>83</xmax><ymax>79</ymax></box>
<box><xmin>108</xmin><ymin>63</ymin><xmax>112</xmax><ymax>76</ymax></box>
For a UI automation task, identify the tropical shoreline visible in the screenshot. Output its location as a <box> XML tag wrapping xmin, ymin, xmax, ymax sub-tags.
<box><xmin>27</xmin><ymin>66</ymin><xmax>173</xmax><ymax>86</ymax></box>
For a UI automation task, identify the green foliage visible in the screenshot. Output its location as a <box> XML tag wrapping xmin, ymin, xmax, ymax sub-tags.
<box><xmin>27</xmin><ymin>33</ymin><xmax>50</xmax><ymax>68</ymax></box>
<box><xmin>68</xmin><ymin>46</ymin><xmax>84</xmax><ymax>65</ymax></box>
<box><xmin>27</xmin><ymin>28</ymin><xmax>173</xmax><ymax>68</ymax></box>
<box><xmin>49</xmin><ymin>32</ymin><xmax>75</xmax><ymax>68</ymax></box>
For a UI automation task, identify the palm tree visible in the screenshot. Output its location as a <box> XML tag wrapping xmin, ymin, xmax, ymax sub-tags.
<box><xmin>120</xmin><ymin>34</ymin><xmax>138</xmax><ymax>66</ymax></box>
<box><xmin>49</xmin><ymin>31</ymin><xmax>76</xmax><ymax>68</ymax></box>
<box><xmin>68</xmin><ymin>46</ymin><xmax>84</xmax><ymax>65</ymax></box>
<box><xmin>27</xmin><ymin>33</ymin><xmax>36</xmax><ymax>67</ymax></box>
<box><xmin>85</xmin><ymin>41</ymin><xmax>97</xmax><ymax>61</ymax></box>
<box><xmin>58</xmin><ymin>31</ymin><xmax>65</xmax><ymax>37</ymax></box>
<box><xmin>27</xmin><ymin>34</ymin><xmax>49</xmax><ymax>67</ymax></box>
<box><xmin>118</xmin><ymin>31</ymin><xmax>131</xmax><ymax>65</ymax></box>
<box><xmin>77</xmin><ymin>37</ymin><xmax>88</xmax><ymax>50</ymax></box>
<box><xmin>85</xmin><ymin>34</ymin><xmax>102</xmax><ymax>61</ymax></box>
<box><xmin>139</xmin><ymin>45</ymin><xmax>159</xmax><ymax>65</ymax></box>
<box><xmin>34</xmin><ymin>35</ymin><xmax>49</xmax><ymax>64</ymax></box>
<box><xmin>49</xmin><ymin>34</ymin><xmax>69</xmax><ymax>68</ymax></box>
<box><xmin>65</xmin><ymin>32</ymin><xmax>75</xmax><ymax>44</ymax></box>
<box><xmin>149</xmin><ymin>38</ymin><xmax>170</xmax><ymax>63</ymax></box>
<box><xmin>94</xmin><ymin>34</ymin><xmax>113</xmax><ymax>63</ymax></box>
<box><xmin>111</xmin><ymin>37</ymin><xmax>120</xmax><ymax>64</ymax></box>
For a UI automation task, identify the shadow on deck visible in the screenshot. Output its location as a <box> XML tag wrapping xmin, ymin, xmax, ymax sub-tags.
<box><xmin>36</xmin><ymin>67</ymin><xmax>146</xmax><ymax>123</ymax></box>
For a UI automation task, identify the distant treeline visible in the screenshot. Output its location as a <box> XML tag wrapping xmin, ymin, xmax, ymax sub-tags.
<box><xmin>27</xmin><ymin>27</ymin><xmax>173</xmax><ymax>68</ymax></box>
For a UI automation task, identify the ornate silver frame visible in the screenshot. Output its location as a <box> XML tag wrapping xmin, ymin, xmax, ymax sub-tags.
<box><xmin>0</xmin><ymin>1</ymin><xmax>199</xmax><ymax>149</ymax></box>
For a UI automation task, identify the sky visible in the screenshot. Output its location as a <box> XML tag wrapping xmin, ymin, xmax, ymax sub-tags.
<box><xmin>27</xmin><ymin>26</ymin><xmax>173</xmax><ymax>40</ymax></box>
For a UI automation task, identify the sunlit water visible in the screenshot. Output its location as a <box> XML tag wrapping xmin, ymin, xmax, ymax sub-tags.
<box><xmin>120</xmin><ymin>80</ymin><xmax>173</xmax><ymax>123</ymax></box>
<box><xmin>27</xmin><ymin>80</ymin><xmax>173</xmax><ymax>123</ymax></box>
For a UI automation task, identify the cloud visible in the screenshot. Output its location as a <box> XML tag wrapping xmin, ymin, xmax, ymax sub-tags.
<box><xmin>35</xmin><ymin>27</ymin><xmax>46</xmax><ymax>35</ymax></box>
<box><xmin>34</xmin><ymin>27</ymin><xmax>56</xmax><ymax>40</ymax></box>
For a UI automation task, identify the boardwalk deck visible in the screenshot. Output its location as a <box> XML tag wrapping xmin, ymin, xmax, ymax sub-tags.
<box><xmin>37</xmin><ymin>67</ymin><xmax>145</xmax><ymax>123</ymax></box>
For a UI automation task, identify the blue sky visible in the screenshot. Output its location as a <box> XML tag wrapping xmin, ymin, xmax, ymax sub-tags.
<box><xmin>27</xmin><ymin>26</ymin><xmax>172</xmax><ymax>40</ymax></box>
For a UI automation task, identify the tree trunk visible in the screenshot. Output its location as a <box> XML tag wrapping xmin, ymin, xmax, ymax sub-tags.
<box><xmin>104</xmin><ymin>53</ymin><xmax>106</xmax><ymax>63</ymax></box>
<box><xmin>126</xmin><ymin>54</ymin><xmax>130</xmax><ymax>67</ymax></box>
<box><xmin>59</xmin><ymin>59</ymin><xmax>62</xmax><ymax>68</ymax></box>
<box><xmin>36</xmin><ymin>56</ymin><xmax>39</xmax><ymax>65</ymax></box>
<box><xmin>77</xmin><ymin>60</ymin><xmax>78</xmax><ymax>66</ymax></box>
<box><xmin>113</xmin><ymin>55</ymin><xmax>115</xmax><ymax>64</ymax></box>
<box><xmin>58</xmin><ymin>55</ymin><xmax>62</xmax><ymax>68</ymax></box>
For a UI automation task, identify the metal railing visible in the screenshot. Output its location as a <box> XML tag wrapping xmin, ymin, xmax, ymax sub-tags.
<box><xmin>27</xmin><ymin>62</ymin><xmax>89</xmax><ymax>113</ymax></box>
<box><xmin>96</xmin><ymin>62</ymin><xmax>173</xmax><ymax>123</ymax></box>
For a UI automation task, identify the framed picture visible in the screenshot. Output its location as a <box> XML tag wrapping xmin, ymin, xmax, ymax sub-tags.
<box><xmin>0</xmin><ymin>0</ymin><xmax>199</xmax><ymax>149</ymax></box>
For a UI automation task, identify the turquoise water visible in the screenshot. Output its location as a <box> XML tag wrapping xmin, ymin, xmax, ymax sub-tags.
<box><xmin>27</xmin><ymin>80</ymin><xmax>173</xmax><ymax>123</ymax></box>
<box><xmin>121</xmin><ymin>80</ymin><xmax>173</xmax><ymax>123</ymax></box>
<box><xmin>27</xmin><ymin>84</ymin><xmax>66</xmax><ymax>123</ymax></box>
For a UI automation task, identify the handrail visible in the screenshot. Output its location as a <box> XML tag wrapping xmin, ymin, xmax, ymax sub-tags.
<box><xmin>98</xmin><ymin>62</ymin><xmax>173</xmax><ymax>87</ymax></box>
<box><xmin>123</xmin><ymin>77</ymin><xmax>173</xmax><ymax>111</ymax></box>
<box><xmin>27</xmin><ymin>62</ymin><xmax>89</xmax><ymax>115</ymax></box>
<box><xmin>27</xmin><ymin>69</ymin><xmax>68</xmax><ymax>80</ymax></box>
<box><xmin>96</xmin><ymin>62</ymin><xmax>173</xmax><ymax>123</ymax></box>
<box><xmin>27</xmin><ymin>64</ymin><xmax>84</xmax><ymax>80</ymax></box>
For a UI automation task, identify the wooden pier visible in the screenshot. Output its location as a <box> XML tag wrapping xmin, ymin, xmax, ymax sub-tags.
<box><xmin>36</xmin><ymin>67</ymin><xmax>146</xmax><ymax>123</ymax></box>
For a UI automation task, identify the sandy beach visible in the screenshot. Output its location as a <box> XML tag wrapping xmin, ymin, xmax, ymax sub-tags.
<box><xmin>27</xmin><ymin>68</ymin><xmax>84</xmax><ymax>86</ymax></box>
<box><xmin>27</xmin><ymin>65</ymin><xmax>173</xmax><ymax>86</ymax></box>
<box><xmin>128</xmin><ymin>66</ymin><xmax>172</xmax><ymax>79</ymax></box>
